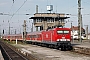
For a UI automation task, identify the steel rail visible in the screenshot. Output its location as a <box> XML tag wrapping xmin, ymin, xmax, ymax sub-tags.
<box><xmin>0</xmin><ymin>41</ymin><xmax>28</xmax><ymax>60</ymax></box>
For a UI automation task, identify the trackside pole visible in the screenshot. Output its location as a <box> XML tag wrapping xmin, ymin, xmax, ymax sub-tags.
<box><xmin>72</xmin><ymin>36</ymin><xmax>74</xmax><ymax>43</ymax></box>
<box><xmin>16</xmin><ymin>39</ymin><xmax>17</xmax><ymax>44</ymax></box>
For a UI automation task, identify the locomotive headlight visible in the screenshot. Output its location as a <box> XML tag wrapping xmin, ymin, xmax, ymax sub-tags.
<box><xmin>64</xmin><ymin>39</ymin><xmax>66</xmax><ymax>41</ymax></box>
<box><xmin>60</xmin><ymin>39</ymin><xmax>66</xmax><ymax>41</ymax></box>
<box><xmin>57</xmin><ymin>39</ymin><xmax>59</xmax><ymax>41</ymax></box>
<box><xmin>60</xmin><ymin>39</ymin><xmax>62</xmax><ymax>41</ymax></box>
<box><xmin>67</xmin><ymin>39</ymin><xmax>70</xmax><ymax>41</ymax></box>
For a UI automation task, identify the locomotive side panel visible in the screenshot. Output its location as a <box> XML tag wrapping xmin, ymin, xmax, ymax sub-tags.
<box><xmin>42</xmin><ymin>30</ymin><xmax>55</xmax><ymax>43</ymax></box>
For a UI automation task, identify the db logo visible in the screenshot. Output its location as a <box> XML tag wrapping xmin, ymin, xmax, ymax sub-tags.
<box><xmin>46</xmin><ymin>34</ymin><xmax>48</xmax><ymax>38</ymax></box>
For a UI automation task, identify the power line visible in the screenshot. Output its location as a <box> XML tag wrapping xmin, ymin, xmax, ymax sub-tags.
<box><xmin>10</xmin><ymin>0</ymin><xmax>27</xmax><ymax>20</ymax></box>
<box><xmin>63</xmin><ymin>4</ymin><xmax>78</xmax><ymax>12</ymax></box>
<box><xmin>83</xmin><ymin>0</ymin><xmax>90</xmax><ymax>5</ymax></box>
<box><xmin>5</xmin><ymin>0</ymin><xmax>15</xmax><ymax>23</ymax></box>
<box><xmin>66</xmin><ymin>13</ymin><xmax>90</xmax><ymax>17</ymax></box>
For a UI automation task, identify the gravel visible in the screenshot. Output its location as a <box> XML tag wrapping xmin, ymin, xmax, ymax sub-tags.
<box><xmin>13</xmin><ymin>44</ymin><xmax>90</xmax><ymax>60</ymax></box>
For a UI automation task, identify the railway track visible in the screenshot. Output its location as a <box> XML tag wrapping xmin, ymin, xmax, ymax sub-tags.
<box><xmin>28</xmin><ymin>42</ymin><xmax>90</xmax><ymax>56</ymax></box>
<box><xmin>71</xmin><ymin>46</ymin><xmax>90</xmax><ymax>56</ymax></box>
<box><xmin>12</xmin><ymin>43</ymin><xmax>90</xmax><ymax>60</ymax></box>
<box><xmin>1</xmin><ymin>39</ymin><xmax>90</xmax><ymax>60</ymax></box>
<box><xmin>0</xmin><ymin>40</ymin><xmax>29</xmax><ymax>60</ymax></box>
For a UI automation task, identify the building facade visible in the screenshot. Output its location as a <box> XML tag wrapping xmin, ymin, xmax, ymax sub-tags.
<box><xmin>30</xmin><ymin>13</ymin><xmax>69</xmax><ymax>31</ymax></box>
<box><xmin>71</xmin><ymin>26</ymin><xmax>85</xmax><ymax>36</ymax></box>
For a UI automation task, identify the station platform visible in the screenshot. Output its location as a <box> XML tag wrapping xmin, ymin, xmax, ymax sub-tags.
<box><xmin>71</xmin><ymin>40</ymin><xmax>90</xmax><ymax>47</ymax></box>
<box><xmin>0</xmin><ymin>50</ymin><xmax>4</xmax><ymax>60</ymax></box>
<box><xmin>71</xmin><ymin>40</ymin><xmax>90</xmax><ymax>55</ymax></box>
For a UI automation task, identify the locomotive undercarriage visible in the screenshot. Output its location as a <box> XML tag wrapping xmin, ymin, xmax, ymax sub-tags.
<box><xmin>56</xmin><ymin>41</ymin><xmax>72</xmax><ymax>50</ymax></box>
<box><xmin>26</xmin><ymin>41</ymin><xmax>72</xmax><ymax>51</ymax></box>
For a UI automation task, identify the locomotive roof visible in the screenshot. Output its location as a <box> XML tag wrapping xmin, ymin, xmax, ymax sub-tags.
<box><xmin>47</xmin><ymin>27</ymin><xmax>70</xmax><ymax>31</ymax></box>
<box><xmin>55</xmin><ymin>27</ymin><xmax>70</xmax><ymax>29</ymax></box>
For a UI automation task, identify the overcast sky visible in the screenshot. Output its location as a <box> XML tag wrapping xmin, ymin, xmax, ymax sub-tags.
<box><xmin>0</xmin><ymin>0</ymin><xmax>90</xmax><ymax>34</ymax></box>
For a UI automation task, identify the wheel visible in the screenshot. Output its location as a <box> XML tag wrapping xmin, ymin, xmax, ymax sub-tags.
<box><xmin>61</xmin><ymin>47</ymin><xmax>65</xmax><ymax>51</ymax></box>
<box><xmin>61</xmin><ymin>45</ymin><xmax>66</xmax><ymax>51</ymax></box>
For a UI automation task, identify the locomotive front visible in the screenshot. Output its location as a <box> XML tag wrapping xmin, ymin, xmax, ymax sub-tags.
<box><xmin>54</xmin><ymin>28</ymin><xmax>72</xmax><ymax>50</ymax></box>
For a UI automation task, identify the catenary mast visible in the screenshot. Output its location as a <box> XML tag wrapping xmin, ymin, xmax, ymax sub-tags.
<box><xmin>78</xmin><ymin>0</ymin><xmax>82</xmax><ymax>42</ymax></box>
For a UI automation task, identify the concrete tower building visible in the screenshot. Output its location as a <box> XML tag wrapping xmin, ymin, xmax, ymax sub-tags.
<box><xmin>30</xmin><ymin>13</ymin><xmax>69</xmax><ymax>31</ymax></box>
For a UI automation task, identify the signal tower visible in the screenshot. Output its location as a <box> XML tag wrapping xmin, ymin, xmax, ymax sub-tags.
<box><xmin>30</xmin><ymin>5</ymin><xmax>69</xmax><ymax>31</ymax></box>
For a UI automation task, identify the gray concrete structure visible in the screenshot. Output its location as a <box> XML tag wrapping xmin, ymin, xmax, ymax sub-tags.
<box><xmin>30</xmin><ymin>13</ymin><xmax>69</xmax><ymax>30</ymax></box>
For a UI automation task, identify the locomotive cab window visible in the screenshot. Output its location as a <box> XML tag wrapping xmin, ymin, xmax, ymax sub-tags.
<box><xmin>57</xmin><ymin>31</ymin><xmax>63</xmax><ymax>34</ymax></box>
<box><xmin>63</xmin><ymin>31</ymin><xmax>69</xmax><ymax>34</ymax></box>
<box><xmin>57</xmin><ymin>30</ymin><xmax>69</xmax><ymax>34</ymax></box>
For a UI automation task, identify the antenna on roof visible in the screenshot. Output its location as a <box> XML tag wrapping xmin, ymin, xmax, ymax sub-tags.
<box><xmin>36</xmin><ymin>5</ymin><xmax>38</xmax><ymax>13</ymax></box>
<box><xmin>13</xmin><ymin>0</ymin><xmax>14</xmax><ymax>3</ymax></box>
<box><xmin>47</xmin><ymin>5</ymin><xmax>53</xmax><ymax>13</ymax></box>
<box><xmin>56</xmin><ymin>6</ymin><xmax>57</xmax><ymax>13</ymax></box>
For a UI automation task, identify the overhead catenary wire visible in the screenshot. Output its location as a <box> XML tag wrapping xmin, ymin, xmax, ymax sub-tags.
<box><xmin>10</xmin><ymin>0</ymin><xmax>27</xmax><ymax>20</ymax></box>
<box><xmin>83</xmin><ymin>0</ymin><xmax>90</xmax><ymax>5</ymax></box>
<box><xmin>64</xmin><ymin>0</ymin><xmax>90</xmax><ymax>16</ymax></box>
<box><xmin>64</xmin><ymin>4</ymin><xmax>78</xmax><ymax>12</ymax></box>
<box><xmin>4</xmin><ymin>0</ymin><xmax>15</xmax><ymax>23</ymax></box>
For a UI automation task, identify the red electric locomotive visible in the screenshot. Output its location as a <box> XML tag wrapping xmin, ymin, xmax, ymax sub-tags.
<box><xmin>42</xmin><ymin>27</ymin><xmax>71</xmax><ymax>50</ymax></box>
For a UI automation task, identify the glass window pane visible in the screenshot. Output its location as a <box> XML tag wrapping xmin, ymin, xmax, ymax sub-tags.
<box><xmin>57</xmin><ymin>31</ymin><xmax>63</xmax><ymax>34</ymax></box>
<box><xmin>64</xmin><ymin>31</ymin><xmax>69</xmax><ymax>33</ymax></box>
<box><xmin>57</xmin><ymin>30</ymin><xmax>69</xmax><ymax>34</ymax></box>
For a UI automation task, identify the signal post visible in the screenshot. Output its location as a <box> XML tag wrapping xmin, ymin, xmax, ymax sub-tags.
<box><xmin>23</xmin><ymin>20</ymin><xmax>27</xmax><ymax>43</ymax></box>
